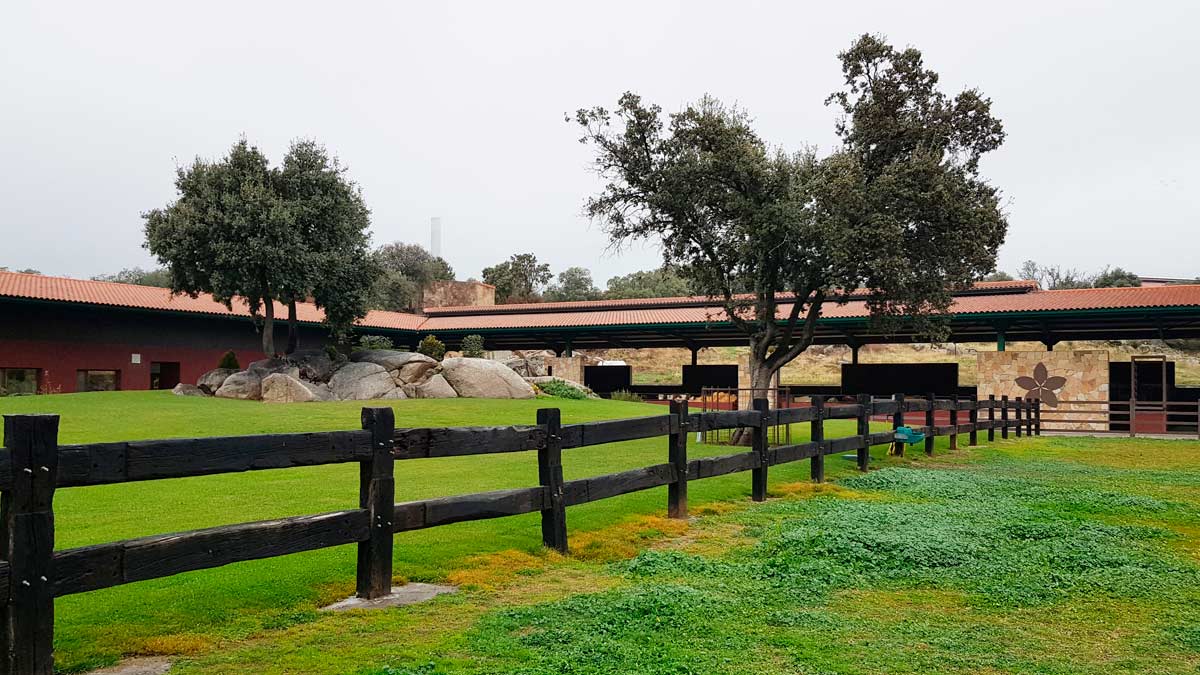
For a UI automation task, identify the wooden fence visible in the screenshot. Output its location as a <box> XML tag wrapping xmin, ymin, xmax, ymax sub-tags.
<box><xmin>0</xmin><ymin>394</ymin><xmax>1039</xmax><ymax>673</ymax></box>
<box><xmin>1037</xmin><ymin>399</ymin><xmax>1200</xmax><ymax>437</ymax></box>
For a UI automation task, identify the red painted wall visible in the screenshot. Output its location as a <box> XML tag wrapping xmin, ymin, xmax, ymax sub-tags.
<box><xmin>0</xmin><ymin>300</ymin><xmax>339</xmax><ymax>394</ymax></box>
<box><xmin>0</xmin><ymin>337</ymin><xmax>250</xmax><ymax>394</ymax></box>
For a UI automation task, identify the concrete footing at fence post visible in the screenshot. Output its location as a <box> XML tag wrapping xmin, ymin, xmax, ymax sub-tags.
<box><xmin>323</xmin><ymin>583</ymin><xmax>457</xmax><ymax>611</ymax></box>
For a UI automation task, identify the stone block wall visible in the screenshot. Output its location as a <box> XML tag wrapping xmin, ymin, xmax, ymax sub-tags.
<box><xmin>422</xmin><ymin>281</ymin><xmax>496</xmax><ymax>309</ymax></box>
<box><xmin>977</xmin><ymin>350</ymin><xmax>1109</xmax><ymax>431</ymax></box>
<box><xmin>545</xmin><ymin>356</ymin><xmax>585</xmax><ymax>385</ymax></box>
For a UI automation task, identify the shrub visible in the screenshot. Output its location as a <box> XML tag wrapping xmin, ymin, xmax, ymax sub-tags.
<box><xmin>417</xmin><ymin>335</ymin><xmax>446</xmax><ymax>361</ymax></box>
<box><xmin>537</xmin><ymin>379</ymin><xmax>589</xmax><ymax>400</ymax></box>
<box><xmin>609</xmin><ymin>390</ymin><xmax>643</xmax><ymax>403</ymax></box>
<box><xmin>461</xmin><ymin>334</ymin><xmax>486</xmax><ymax>358</ymax></box>
<box><xmin>357</xmin><ymin>334</ymin><xmax>394</xmax><ymax>351</ymax></box>
<box><xmin>217</xmin><ymin>350</ymin><xmax>240</xmax><ymax>370</ymax></box>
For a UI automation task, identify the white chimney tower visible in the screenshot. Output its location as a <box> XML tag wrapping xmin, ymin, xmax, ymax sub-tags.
<box><xmin>430</xmin><ymin>217</ymin><xmax>442</xmax><ymax>258</ymax></box>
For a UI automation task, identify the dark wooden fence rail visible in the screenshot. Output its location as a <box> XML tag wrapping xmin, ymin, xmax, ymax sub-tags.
<box><xmin>0</xmin><ymin>395</ymin><xmax>1039</xmax><ymax>673</ymax></box>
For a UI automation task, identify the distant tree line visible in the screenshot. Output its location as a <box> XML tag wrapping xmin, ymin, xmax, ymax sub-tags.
<box><xmin>982</xmin><ymin>261</ymin><xmax>1146</xmax><ymax>289</ymax></box>
<box><xmin>479</xmin><ymin>253</ymin><xmax>698</xmax><ymax>303</ymax></box>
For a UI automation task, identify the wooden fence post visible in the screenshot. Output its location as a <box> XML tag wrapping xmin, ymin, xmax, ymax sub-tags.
<box><xmin>668</xmin><ymin>399</ymin><xmax>689</xmax><ymax>519</ymax></box>
<box><xmin>988</xmin><ymin>394</ymin><xmax>996</xmax><ymax>442</ymax></box>
<box><xmin>891</xmin><ymin>393</ymin><xmax>905</xmax><ymax>456</ymax></box>
<box><xmin>810</xmin><ymin>397</ymin><xmax>825</xmax><ymax>483</ymax></box>
<box><xmin>968</xmin><ymin>397</ymin><xmax>979</xmax><ymax>447</ymax></box>
<box><xmin>1</xmin><ymin>414</ymin><xmax>60</xmax><ymax>675</ymax></box>
<box><xmin>537</xmin><ymin>408</ymin><xmax>568</xmax><ymax>553</ymax></box>
<box><xmin>1001</xmin><ymin>395</ymin><xmax>1009</xmax><ymax>439</ymax></box>
<box><xmin>751</xmin><ymin>398</ymin><xmax>770</xmax><ymax>501</ymax></box>
<box><xmin>1027</xmin><ymin>399</ymin><xmax>1035</xmax><ymax>436</ymax></box>
<box><xmin>1014</xmin><ymin>397</ymin><xmax>1023</xmax><ymax>438</ymax></box>
<box><xmin>357</xmin><ymin>407</ymin><xmax>395</xmax><ymax>600</ymax></box>
<box><xmin>924</xmin><ymin>393</ymin><xmax>935</xmax><ymax>456</ymax></box>
<box><xmin>856</xmin><ymin>394</ymin><xmax>871</xmax><ymax>472</ymax></box>
<box><xmin>949</xmin><ymin>395</ymin><xmax>959</xmax><ymax>450</ymax></box>
<box><xmin>1034</xmin><ymin>398</ymin><xmax>1042</xmax><ymax>436</ymax></box>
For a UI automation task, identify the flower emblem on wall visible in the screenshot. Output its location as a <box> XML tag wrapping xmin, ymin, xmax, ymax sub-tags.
<box><xmin>1015</xmin><ymin>362</ymin><xmax>1067</xmax><ymax>407</ymax></box>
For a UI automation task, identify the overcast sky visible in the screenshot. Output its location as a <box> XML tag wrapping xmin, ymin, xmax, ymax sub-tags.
<box><xmin>2</xmin><ymin>1</ymin><xmax>1197</xmax><ymax>285</ymax></box>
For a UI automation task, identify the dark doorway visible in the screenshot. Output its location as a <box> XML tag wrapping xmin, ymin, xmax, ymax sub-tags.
<box><xmin>151</xmin><ymin>362</ymin><xmax>181</xmax><ymax>390</ymax></box>
<box><xmin>1130</xmin><ymin>355</ymin><xmax>1167</xmax><ymax>433</ymax></box>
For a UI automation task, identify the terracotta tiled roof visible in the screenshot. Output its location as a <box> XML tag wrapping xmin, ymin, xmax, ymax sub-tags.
<box><xmin>2</xmin><ymin>271</ymin><xmax>1197</xmax><ymax>334</ymax></box>
<box><xmin>0</xmin><ymin>270</ymin><xmax>426</xmax><ymax>331</ymax></box>
<box><xmin>420</xmin><ymin>284</ymin><xmax>1200</xmax><ymax>331</ymax></box>
<box><xmin>423</xmin><ymin>279</ymin><xmax>1040</xmax><ymax>315</ymax></box>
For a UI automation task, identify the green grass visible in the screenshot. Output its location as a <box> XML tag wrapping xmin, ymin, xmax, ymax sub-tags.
<box><xmin>3</xmin><ymin>392</ymin><xmax>1199</xmax><ymax>673</ymax></box>
<box><xmin>0</xmin><ymin>392</ymin><xmax>867</xmax><ymax>672</ymax></box>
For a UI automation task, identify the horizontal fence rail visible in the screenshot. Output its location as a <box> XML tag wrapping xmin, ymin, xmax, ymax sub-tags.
<box><xmin>1037</xmin><ymin>399</ymin><xmax>1200</xmax><ymax>437</ymax></box>
<box><xmin>0</xmin><ymin>394</ymin><xmax>1039</xmax><ymax>673</ymax></box>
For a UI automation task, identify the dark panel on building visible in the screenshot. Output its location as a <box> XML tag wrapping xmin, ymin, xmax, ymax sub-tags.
<box><xmin>682</xmin><ymin>365</ymin><xmax>738</xmax><ymax>395</ymax></box>
<box><xmin>1108</xmin><ymin>360</ymin><xmax>1200</xmax><ymax>432</ymax></box>
<box><xmin>841</xmin><ymin>363</ymin><xmax>960</xmax><ymax>396</ymax></box>
<box><xmin>584</xmin><ymin>365</ymin><xmax>632</xmax><ymax>395</ymax></box>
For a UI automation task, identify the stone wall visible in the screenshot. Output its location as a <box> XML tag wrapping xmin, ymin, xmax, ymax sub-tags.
<box><xmin>422</xmin><ymin>281</ymin><xmax>495</xmax><ymax>309</ymax></box>
<box><xmin>545</xmin><ymin>355</ymin><xmax>585</xmax><ymax>385</ymax></box>
<box><xmin>977</xmin><ymin>350</ymin><xmax>1109</xmax><ymax>431</ymax></box>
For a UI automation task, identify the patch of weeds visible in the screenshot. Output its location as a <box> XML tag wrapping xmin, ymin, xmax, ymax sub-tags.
<box><xmin>469</xmin><ymin>584</ymin><xmax>756</xmax><ymax>674</ymax></box>
<box><xmin>129</xmin><ymin>633</ymin><xmax>212</xmax><ymax>656</ymax></box>
<box><xmin>844</xmin><ymin>467</ymin><xmax>1174</xmax><ymax>513</ymax></box>
<box><xmin>1165</xmin><ymin>624</ymin><xmax>1200</xmax><ymax>652</ymax></box>
<box><xmin>569</xmin><ymin>515</ymin><xmax>689</xmax><ymax>563</ymax></box>
<box><xmin>446</xmin><ymin>549</ymin><xmax>555</xmax><ymax>590</ymax></box>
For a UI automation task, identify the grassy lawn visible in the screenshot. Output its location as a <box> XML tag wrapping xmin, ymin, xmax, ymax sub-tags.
<box><xmin>2</xmin><ymin>392</ymin><xmax>1199</xmax><ymax>673</ymax></box>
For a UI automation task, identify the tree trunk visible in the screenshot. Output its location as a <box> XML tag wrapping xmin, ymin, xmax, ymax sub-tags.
<box><xmin>286</xmin><ymin>299</ymin><xmax>299</xmax><ymax>355</ymax></box>
<box><xmin>746</xmin><ymin>352</ymin><xmax>776</xmax><ymax>400</ymax></box>
<box><xmin>261</xmin><ymin>299</ymin><xmax>276</xmax><ymax>356</ymax></box>
<box><xmin>732</xmin><ymin>348</ymin><xmax>778</xmax><ymax>446</ymax></box>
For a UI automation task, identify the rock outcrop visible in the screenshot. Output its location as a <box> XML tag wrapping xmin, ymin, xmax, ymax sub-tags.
<box><xmin>440</xmin><ymin>357</ymin><xmax>535</xmax><ymax>399</ymax></box>
<box><xmin>408</xmin><ymin>374</ymin><xmax>458</xmax><ymax>399</ymax></box>
<box><xmin>197</xmin><ymin>368</ymin><xmax>238</xmax><ymax>394</ymax></box>
<box><xmin>214</xmin><ymin>370</ymin><xmax>263</xmax><ymax>400</ymax></box>
<box><xmin>329</xmin><ymin>362</ymin><xmax>395</xmax><ymax>401</ymax></box>
<box><xmin>247</xmin><ymin>358</ymin><xmax>301</xmax><ymax>379</ymax></box>
<box><xmin>351</xmin><ymin>350</ymin><xmax>433</xmax><ymax>372</ymax></box>
<box><xmin>288</xmin><ymin>349</ymin><xmax>344</xmax><ymax>383</ymax></box>
<box><xmin>397</xmin><ymin>359</ymin><xmax>438</xmax><ymax>385</ymax></box>
<box><xmin>502</xmin><ymin>351</ymin><xmax>550</xmax><ymax>377</ymax></box>
<box><xmin>261</xmin><ymin>373</ymin><xmax>333</xmax><ymax>403</ymax></box>
<box><xmin>192</xmin><ymin>350</ymin><xmax>543</xmax><ymax>402</ymax></box>
<box><xmin>172</xmin><ymin>383</ymin><xmax>208</xmax><ymax>397</ymax></box>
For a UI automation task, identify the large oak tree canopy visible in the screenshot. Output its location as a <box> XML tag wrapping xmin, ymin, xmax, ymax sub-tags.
<box><xmin>144</xmin><ymin>139</ymin><xmax>375</xmax><ymax>356</ymax></box>
<box><xmin>572</xmin><ymin>34</ymin><xmax>1008</xmax><ymax>389</ymax></box>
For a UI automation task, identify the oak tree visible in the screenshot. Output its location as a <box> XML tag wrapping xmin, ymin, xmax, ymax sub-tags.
<box><xmin>144</xmin><ymin>138</ymin><xmax>374</xmax><ymax>355</ymax></box>
<box><xmin>574</xmin><ymin>34</ymin><xmax>1008</xmax><ymax>391</ymax></box>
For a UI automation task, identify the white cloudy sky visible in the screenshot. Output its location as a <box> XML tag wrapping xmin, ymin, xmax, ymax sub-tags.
<box><xmin>2</xmin><ymin>1</ymin><xmax>1197</xmax><ymax>285</ymax></box>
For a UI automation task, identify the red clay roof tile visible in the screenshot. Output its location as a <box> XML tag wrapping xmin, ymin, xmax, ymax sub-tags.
<box><xmin>2</xmin><ymin>271</ymin><xmax>1197</xmax><ymax>334</ymax></box>
<box><xmin>0</xmin><ymin>270</ymin><xmax>426</xmax><ymax>331</ymax></box>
